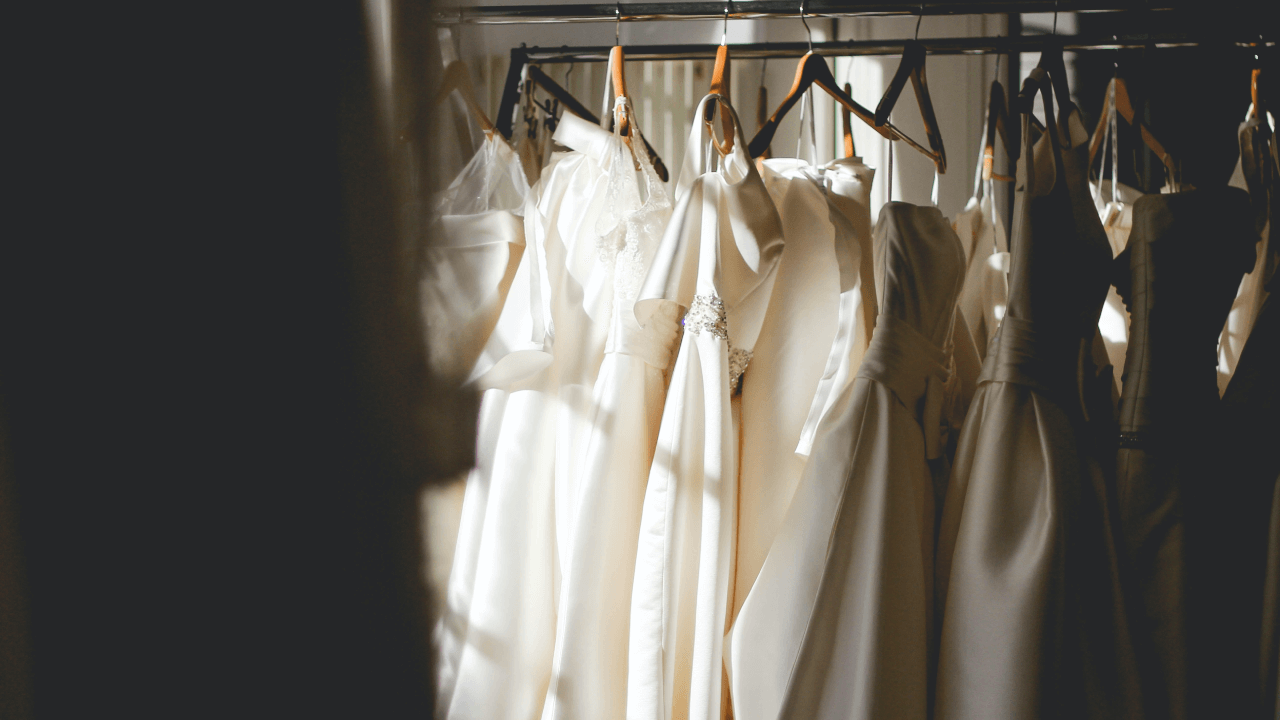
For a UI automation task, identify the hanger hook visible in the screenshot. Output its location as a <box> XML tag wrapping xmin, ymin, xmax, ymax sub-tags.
<box><xmin>615</xmin><ymin>2</ymin><xmax>621</xmax><ymax>46</ymax></box>
<box><xmin>723</xmin><ymin>3</ymin><xmax>730</xmax><ymax>45</ymax></box>
<box><xmin>915</xmin><ymin>2</ymin><xmax>924</xmax><ymax>41</ymax></box>
<box><xmin>800</xmin><ymin>0</ymin><xmax>813</xmax><ymax>53</ymax></box>
<box><xmin>1052</xmin><ymin>0</ymin><xmax>1059</xmax><ymax>35</ymax></box>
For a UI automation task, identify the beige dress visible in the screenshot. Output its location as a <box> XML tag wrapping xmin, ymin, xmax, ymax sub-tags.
<box><xmin>934</xmin><ymin>69</ymin><xmax>1143</xmax><ymax>719</ymax></box>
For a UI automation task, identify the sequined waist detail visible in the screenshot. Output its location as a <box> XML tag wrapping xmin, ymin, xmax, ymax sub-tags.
<box><xmin>684</xmin><ymin>294</ymin><xmax>728</xmax><ymax>339</ymax></box>
<box><xmin>684</xmin><ymin>293</ymin><xmax>753</xmax><ymax>393</ymax></box>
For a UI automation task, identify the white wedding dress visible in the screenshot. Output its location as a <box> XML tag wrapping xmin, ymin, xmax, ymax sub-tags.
<box><xmin>540</xmin><ymin>99</ymin><xmax>678</xmax><ymax>720</ymax></box>
<box><xmin>729</xmin><ymin>155</ymin><xmax>876</xmax><ymax>640</ymax></box>
<box><xmin>439</xmin><ymin>92</ymin><xmax>672</xmax><ymax>720</ymax></box>
<box><xmin>626</xmin><ymin>94</ymin><xmax>785</xmax><ymax>720</ymax></box>
<box><xmin>422</xmin><ymin>129</ymin><xmax>531</xmax><ymax>382</ymax></box>
<box><xmin>730</xmin><ymin>200</ymin><xmax>965</xmax><ymax>720</ymax></box>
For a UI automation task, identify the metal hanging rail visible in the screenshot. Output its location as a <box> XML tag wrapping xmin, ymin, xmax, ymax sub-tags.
<box><xmin>517</xmin><ymin>33</ymin><xmax>1269</xmax><ymax>62</ymax></box>
<box><xmin>434</xmin><ymin>0</ymin><xmax>1194</xmax><ymax>25</ymax></box>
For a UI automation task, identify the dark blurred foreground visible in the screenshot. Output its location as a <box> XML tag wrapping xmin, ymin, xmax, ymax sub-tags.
<box><xmin>2</xmin><ymin>3</ymin><xmax>467</xmax><ymax>717</ymax></box>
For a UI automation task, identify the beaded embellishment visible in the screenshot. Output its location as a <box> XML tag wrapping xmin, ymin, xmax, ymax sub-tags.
<box><xmin>683</xmin><ymin>293</ymin><xmax>753</xmax><ymax>393</ymax></box>
<box><xmin>684</xmin><ymin>294</ymin><xmax>728</xmax><ymax>340</ymax></box>
<box><xmin>728</xmin><ymin>345</ymin><xmax>753</xmax><ymax>393</ymax></box>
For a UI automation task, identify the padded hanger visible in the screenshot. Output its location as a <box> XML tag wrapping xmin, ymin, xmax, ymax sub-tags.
<box><xmin>433</xmin><ymin>60</ymin><xmax>495</xmax><ymax>134</ymax></box>
<box><xmin>873</xmin><ymin>40</ymin><xmax>947</xmax><ymax>173</ymax></box>
<box><xmin>749</xmin><ymin>52</ymin><xmax>900</xmax><ymax>159</ymax></box>
<box><xmin>1086</xmin><ymin>77</ymin><xmax>1176</xmax><ymax>185</ymax></box>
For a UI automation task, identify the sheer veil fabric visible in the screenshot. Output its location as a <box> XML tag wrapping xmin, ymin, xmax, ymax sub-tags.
<box><xmin>626</xmin><ymin>93</ymin><xmax>784</xmax><ymax>720</ymax></box>
<box><xmin>934</xmin><ymin>69</ymin><xmax>1144</xmax><ymax>719</ymax></box>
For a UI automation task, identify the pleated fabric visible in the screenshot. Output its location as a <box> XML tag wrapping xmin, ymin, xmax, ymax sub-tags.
<box><xmin>728</xmin><ymin>202</ymin><xmax>964</xmax><ymax>720</ymax></box>
<box><xmin>1111</xmin><ymin>188</ymin><xmax>1257</xmax><ymax>720</ymax></box>
<box><xmin>934</xmin><ymin>69</ymin><xmax>1144</xmax><ymax>720</ymax></box>
<box><xmin>626</xmin><ymin>94</ymin><xmax>784</xmax><ymax>720</ymax></box>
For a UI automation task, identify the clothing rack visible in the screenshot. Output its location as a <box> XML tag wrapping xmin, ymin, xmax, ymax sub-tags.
<box><xmin>494</xmin><ymin>33</ymin><xmax>1272</xmax><ymax>137</ymax></box>
<box><xmin>436</xmin><ymin>0</ymin><xmax>1194</xmax><ymax>24</ymax></box>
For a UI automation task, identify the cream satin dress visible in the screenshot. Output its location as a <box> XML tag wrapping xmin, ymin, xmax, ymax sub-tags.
<box><xmin>422</xmin><ymin>130</ymin><xmax>531</xmax><ymax>383</ymax></box>
<box><xmin>732</xmin><ymin>198</ymin><xmax>965</xmax><ymax>720</ymax></box>
<box><xmin>540</xmin><ymin>99</ymin><xmax>679</xmax><ymax>720</ymax></box>
<box><xmin>439</xmin><ymin>95</ymin><xmax>673</xmax><ymax>720</ymax></box>
<box><xmin>1088</xmin><ymin>85</ymin><xmax>1145</xmax><ymax>396</ymax></box>
<box><xmin>626</xmin><ymin>94</ymin><xmax>784</xmax><ymax>720</ymax></box>
<box><xmin>934</xmin><ymin>69</ymin><xmax>1143</xmax><ymax>719</ymax></box>
<box><xmin>953</xmin><ymin>131</ymin><xmax>1010</xmax><ymax>361</ymax></box>
<box><xmin>725</xmin><ymin>153</ymin><xmax>879</xmax><ymax>720</ymax></box>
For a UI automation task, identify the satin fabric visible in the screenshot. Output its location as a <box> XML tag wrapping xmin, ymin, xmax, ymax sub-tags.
<box><xmin>797</xmin><ymin>156</ymin><xmax>879</xmax><ymax>456</ymax></box>
<box><xmin>935</xmin><ymin>72</ymin><xmax>1144</xmax><ymax>719</ymax></box>
<box><xmin>626</xmin><ymin>94</ymin><xmax>784</xmax><ymax>720</ymax></box>
<box><xmin>731</xmin><ymin>158</ymin><xmax>850</xmax><ymax>639</ymax></box>
<box><xmin>423</xmin><ymin>131</ymin><xmax>531</xmax><ymax>383</ymax></box>
<box><xmin>440</xmin><ymin>106</ymin><xmax>666</xmax><ymax>720</ymax></box>
<box><xmin>541</xmin><ymin>103</ymin><xmax>680</xmax><ymax>720</ymax></box>
<box><xmin>1218</xmin><ymin>109</ymin><xmax>1277</xmax><ymax>395</ymax></box>
<box><xmin>1112</xmin><ymin>188</ymin><xmax>1257</xmax><ymax>720</ymax></box>
<box><xmin>1091</xmin><ymin>178</ymin><xmax>1142</xmax><ymax>394</ymax></box>
<box><xmin>953</xmin><ymin>133</ymin><xmax>1010</xmax><ymax>361</ymax></box>
<box><xmin>1218</xmin><ymin>275</ymin><xmax>1280</xmax><ymax>719</ymax></box>
<box><xmin>729</xmin><ymin>203</ymin><xmax>964</xmax><ymax>720</ymax></box>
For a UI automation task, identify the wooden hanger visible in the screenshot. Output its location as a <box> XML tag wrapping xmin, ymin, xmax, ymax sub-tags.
<box><xmin>608</xmin><ymin>46</ymin><xmax>630</xmax><ymax>137</ymax></box>
<box><xmin>842</xmin><ymin>82</ymin><xmax>857</xmax><ymax>158</ymax></box>
<box><xmin>984</xmin><ymin>80</ymin><xmax>1017</xmax><ymax>181</ymax></box>
<box><xmin>1251</xmin><ymin>67</ymin><xmax>1265</xmax><ymax>119</ymax></box>
<box><xmin>1086</xmin><ymin>77</ymin><xmax>1176</xmax><ymax>184</ymax></box>
<box><xmin>523</xmin><ymin>61</ymin><xmax>669</xmax><ymax>181</ymax></box>
<box><xmin>873</xmin><ymin>41</ymin><xmax>947</xmax><ymax>173</ymax></box>
<box><xmin>749</xmin><ymin>52</ymin><xmax>900</xmax><ymax>159</ymax></box>
<box><xmin>705</xmin><ymin>44</ymin><xmax>736</xmax><ymax>153</ymax></box>
<box><xmin>433</xmin><ymin>60</ymin><xmax>495</xmax><ymax>134</ymax></box>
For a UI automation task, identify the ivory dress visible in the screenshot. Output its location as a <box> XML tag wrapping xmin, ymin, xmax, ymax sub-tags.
<box><xmin>730</xmin><ymin>201</ymin><xmax>965</xmax><ymax>720</ymax></box>
<box><xmin>725</xmin><ymin>155</ymin><xmax>878</xmax><ymax>720</ymax></box>
<box><xmin>439</xmin><ymin>100</ymin><xmax>672</xmax><ymax>720</ymax></box>
<box><xmin>934</xmin><ymin>69</ymin><xmax>1143</xmax><ymax>719</ymax></box>
<box><xmin>953</xmin><ymin>132</ymin><xmax>1010</xmax><ymax>360</ymax></box>
<box><xmin>422</xmin><ymin>130</ymin><xmax>531</xmax><ymax>382</ymax></box>
<box><xmin>1112</xmin><ymin>188</ymin><xmax>1256</xmax><ymax>720</ymax></box>
<box><xmin>730</xmin><ymin>155</ymin><xmax>876</xmax><ymax>637</ymax></box>
<box><xmin>540</xmin><ymin>100</ymin><xmax>679</xmax><ymax>720</ymax></box>
<box><xmin>626</xmin><ymin>94</ymin><xmax>784</xmax><ymax>720</ymax></box>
